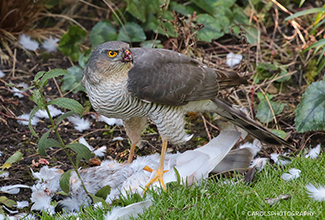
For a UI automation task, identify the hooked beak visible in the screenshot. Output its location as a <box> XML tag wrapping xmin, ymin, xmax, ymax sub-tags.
<box><xmin>122</xmin><ymin>49</ymin><xmax>133</xmax><ymax>63</ymax></box>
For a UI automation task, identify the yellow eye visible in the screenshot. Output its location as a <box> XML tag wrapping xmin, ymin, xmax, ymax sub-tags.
<box><xmin>108</xmin><ymin>50</ymin><xmax>117</xmax><ymax>57</ymax></box>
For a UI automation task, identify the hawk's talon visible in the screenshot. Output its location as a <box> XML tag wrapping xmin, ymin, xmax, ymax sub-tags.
<box><xmin>144</xmin><ymin>168</ymin><xmax>169</xmax><ymax>191</ymax></box>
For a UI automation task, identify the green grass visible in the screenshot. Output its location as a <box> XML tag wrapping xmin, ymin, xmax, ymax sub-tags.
<box><xmin>40</xmin><ymin>153</ymin><xmax>325</xmax><ymax>219</ymax></box>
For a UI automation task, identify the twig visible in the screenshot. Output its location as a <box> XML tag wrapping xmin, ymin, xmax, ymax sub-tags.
<box><xmin>200</xmin><ymin>113</ymin><xmax>211</xmax><ymax>141</ymax></box>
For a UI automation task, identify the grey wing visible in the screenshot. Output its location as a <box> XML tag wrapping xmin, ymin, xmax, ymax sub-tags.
<box><xmin>127</xmin><ymin>48</ymin><xmax>220</xmax><ymax>106</ymax></box>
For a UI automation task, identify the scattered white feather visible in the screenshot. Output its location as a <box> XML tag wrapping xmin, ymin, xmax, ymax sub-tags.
<box><xmin>17</xmin><ymin>113</ymin><xmax>39</xmax><ymax>126</ymax></box>
<box><xmin>281</xmin><ymin>168</ymin><xmax>301</xmax><ymax>181</ymax></box>
<box><xmin>305</xmin><ymin>144</ymin><xmax>321</xmax><ymax>159</ymax></box>
<box><xmin>68</xmin><ymin>115</ymin><xmax>91</xmax><ymax>132</ymax></box>
<box><xmin>94</xmin><ymin>146</ymin><xmax>107</xmax><ymax>157</ymax></box>
<box><xmin>249</xmin><ymin>157</ymin><xmax>269</xmax><ymax>171</ymax></box>
<box><xmin>0</xmin><ymin>184</ymin><xmax>30</xmax><ymax>194</ymax></box>
<box><xmin>2</xmin><ymin>205</ymin><xmax>18</xmax><ymax>214</ymax></box>
<box><xmin>31</xmin><ymin>191</ymin><xmax>55</xmax><ymax>215</ymax></box>
<box><xmin>35</xmin><ymin>105</ymin><xmax>63</xmax><ymax>119</ymax></box>
<box><xmin>79</xmin><ymin>137</ymin><xmax>93</xmax><ymax>151</ymax></box>
<box><xmin>0</xmin><ymin>214</ymin><xmax>4</xmax><ymax>220</ymax></box>
<box><xmin>105</xmin><ymin>200</ymin><xmax>153</xmax><ymax>220</ymax></box>
<box><xmin>19</xmin><ymin>34</ymin><xmax>39</xmax><ymax>51</ymax></box>
<box><xmin>306</xmin><ymin>183</ymin><xmax>325</xmax><ymax>201</ymax></box>
<box><xmin>270</xmin><ymin>153</ymin><xmax>291</xmax><ymax>165</ymax></box>
<box><xmin>79</xmin><ymin>137</ymin><xmax>106</xmax><ymax>157</ymax></box>
<box><xmin>95</xmin><ymin>115</ymin><xmax>124</xmax><ymax>126</ymax></box>
<box><xmin>12</xmin><ymin>87</ymin><xmax>24</xmax><ymax>98</ymax></box>
<box><xmin>239</xmin><ymin>139</ymin><xmax>262</xmax><ymax>156</ymax></box>
<box><xmin>42</xmin><ymin>36</ymin><xmax>59</xmax><ymax>52</ymax></box>
<box><xmin>0</xmin><ymin>70</ymin><xmax>5</xmax><ymax>78</ymax></box>
<box><xmin>31</xmin><ymin>130</ymin><xmax>241</xmax><ymax>212</ymax></box>
<box><xmin>14</xmin><ymin>201</ymin><xmax>29</xmax><ymax>209</ymax></box>
<box><xmin>112</xmin><ymin>137</ymin><xmax>124</xmax><ymax>141</ymax></box>
<box><xmin>226</xmin><ymin>52</ymin><xmax>242</xmax><ymax>67</ymax></box>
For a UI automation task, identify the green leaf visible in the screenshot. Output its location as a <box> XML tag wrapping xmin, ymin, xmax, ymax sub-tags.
<box><xmin>285</xmin><ymin>8</ymin><xmax>325</xmax><ymax>21</ymax></box>
<box><xmin>38</xmin><ymin>129</ymin><xmax>61</xmax><ymax>156</ymax></box>
<box><xmin>66</xmin><ymin>143</ymin><xmax>92</xmax><ymax>161</ymax></box>
<box><xmin>126</xmin><ymin>0</ymin><xmax>147</xmax><ymax>22</ymax></box>
<box><xmin>32</xmin><ymin>90</ymin><xmax>46</xmax><ymax>109</ymax></box>
<box><xmin>173</xmin><ymin>167</ymin><xmax>181</xmax><ymax>185</ymax></box>
<box><xmin>60</xmin><ymin>170</ymin><xmax>72</xmax><ymax>194</ymax></box>
<box><xmin>191</xmin><ymin>0</ymin><xmax>215</xmax><ymax>15</ymax></box>
<box><xmin>257</xmin><ymin>92</ymin><xmax>273</xmax><ymax>102</ymax></box>
<box><xmin>55</xmin><ymin>111</ymin><xmax>77</xmax><ymax>125</ymax></box>
<box><xmin>48</xmin><ymin>98</ymin><xmax>84</xmax><ymax>116</ymax></box>
<box><xmin>270</xmin><ymin>129</ymin><xmax>287</xmax><ymax>139</ymax></box>
<box><xmin>88</xmin><ymin>194</ymin><xmax>106</xmax><ymax>204</ymax></box>
<box><xmin>117</xmin><ymin>22</ymin><xmax>146</xmax><ymax>42</ymax></box>
<box><xmin>89</xmin><ymin>21</ymin><xmax>118</xmax><ymax>47</ymax></box>
<box><xmin>62</xmin><ymin>66</ymin><xmax>85</xmax><ymax>93</ymax></box>
<box><xmin>1</xmin><ymin>151</ymin><xmax>23</xmax><ymax>170</ymax></box>
<box><xmin>40</xmin><ymin>69</ymin><xmax>69</xmax><ymax>85</ymax></box>
<box><xmin>295</xmin><ymin>81</ymin><xmax>325</xmax><ymax>132</ymax></box>
<box><xmin>78</xmin><ymin>50</ymin><xmax>91</xmax><ymax>69</ymax></box>
<box><xmin>196</xmin><ymin>14</ymin><xmax>227</xmax><ymax>42</ymax></box>
<box><xmin>171</xmin><ymin>2</ymin><xmax>195</xmax><ymax>16</ymax></box>
<box><xmin>29</xmin><ymin>106</ymin><xmax>40</xmax><ymax>137</ymax></box>
<box><xmin>256</xmin><ymin>100</ymin><xmax>286</xmax><ymax>123</ymax></box>
<box><xmin>58</xmin><ymin>25</ymin><xmax>87</xmax><ymax>62</ymax></box>
<box><xmin>95</xmin><ymin>185</ymin><xmax>111</xmax><ymax>199</ymax></box>
<box><xmin>0</xmin><ymin>196</ymin><xmax>17</xmax><ymax>208</ymax></box>
<box><xmin>34</xmin><ymin>71</ymin><xmax>46</xmax><ymax>81</ymax></box>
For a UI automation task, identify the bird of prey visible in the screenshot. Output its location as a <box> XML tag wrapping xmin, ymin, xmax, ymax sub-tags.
<box><xmin>83</xmin><ymin>41</ymin><xmax>289</xmax><ymax>189</ymax></box>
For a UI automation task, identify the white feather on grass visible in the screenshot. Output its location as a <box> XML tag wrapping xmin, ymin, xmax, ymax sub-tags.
<box><xmin>306</xmin><ymin>183</ymin><xmax>325</xmax><ymax>201</ymax></box>
<box><xmin>104</xmin><ymin>200</ymin><xmax>153</xmax><ymax>220</ymax></box>
<box><xmin>281</xmin><ymin>168</ymin><xmax>301</xmax><ymax>181</ymax></box>
<box><xmin>30</xmin><ymin>130</ymin><xmax>241</xmax><ymax>213</ymax></box>
<box><xmin>305</xmin><ymin>144</ymin><xmax>321</xmax><ymax>159</ymax></box>
<box><xmin>79</xmin><ymin>137</ymin><xmax>106</xmax><ymax>157</ymax></box>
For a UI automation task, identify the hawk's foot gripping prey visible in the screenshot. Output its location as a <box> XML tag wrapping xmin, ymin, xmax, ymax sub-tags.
<box><xmin>83</xmin><ymin>41</ymin><xmax>290</xmax><ymax>189</ymax></box>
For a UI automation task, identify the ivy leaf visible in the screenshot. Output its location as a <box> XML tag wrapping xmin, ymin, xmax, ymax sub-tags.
<box><xmin>60</xmin><ymin>170</ymin><xmax>72</xmax><ymax>194</ymax></box>
<box><xmin>117</xmin><ymin>22</ymin><xmax>146</xmax><ymax>42</ymax></box>
<box><xmin>66</xmin><ymin>143</ymin><xmax>92</xmax><ymax>161</ymax></box>
<box><xmin>78</xmin><ymin>50</ymin><xmax>91</xmax><ymax>69</ymax></box>
<box><xmin>89</xmin><ymin>21</ymin><xmax>117</xmax><ymax>47</ymax></box>
<box><xmin>256</xmin><ymin>100</ymin><xmax>286</xmax><ymax>123</ymax></box>
<box><xmin>196</xmin><ymin>14</ymin><xmax>227</xmax><ymax>42</ymax></box>
<box><xmin>48</xmin><ymin>98</ymin><xmax>84</xmax><ymax>116</ymax></box>
<box><xmin>295</xmin><ymin>81</ymin><xmax>325</xmax><ymax>132</ymax></box>
<box><xmin>62</xmin><ymin>66</ymin><xmax>85</xmax><ymax>93</ymax></box>
<box><xmin>58</xmin><ymin>25</ymin><xmax>87</xmax><ymax>62</ymax></box>
<box><xmin>191</xmin><ymin>0</ymin><xmax>215</xmax><ymax>15</ymax></box>
<box><xmin>95</xmin><ymin>185</ymin><xmax>111</xmax><ymax>200</ymax></box>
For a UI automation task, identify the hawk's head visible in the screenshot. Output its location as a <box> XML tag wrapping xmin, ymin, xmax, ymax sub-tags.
<box><xmin>83</xmin><ymin>41</ymin><xmax>134</xmax><ymax>83</ymax></box>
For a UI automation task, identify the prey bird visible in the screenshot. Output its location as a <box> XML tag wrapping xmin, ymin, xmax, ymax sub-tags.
<box><xmin>83</xmin><ymin>41</ymin><xmax>289</xmax><ymax>189</ymax></box>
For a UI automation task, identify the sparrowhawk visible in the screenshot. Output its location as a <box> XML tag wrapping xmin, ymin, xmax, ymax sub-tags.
<box><xmin>83</xmin><ymin>41</ymin><xmax>289</xmax><ymax>189</ymax></box>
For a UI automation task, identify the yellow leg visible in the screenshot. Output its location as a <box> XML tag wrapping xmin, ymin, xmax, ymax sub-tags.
<box><xmin>127</xmin><ymin>143</ymin><xmax>137</xmax><ymax>163</ymax></box>
<box><xmin>144</xmin><ymin>140</ymin><xmax>169</xmax><ymax>190</ymax></box>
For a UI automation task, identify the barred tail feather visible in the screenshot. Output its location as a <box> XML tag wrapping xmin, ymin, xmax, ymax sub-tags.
<box><xmin>212</xmin><ymin>98</ymin><xmax>290</xmax><ymax>146</ymax></box>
